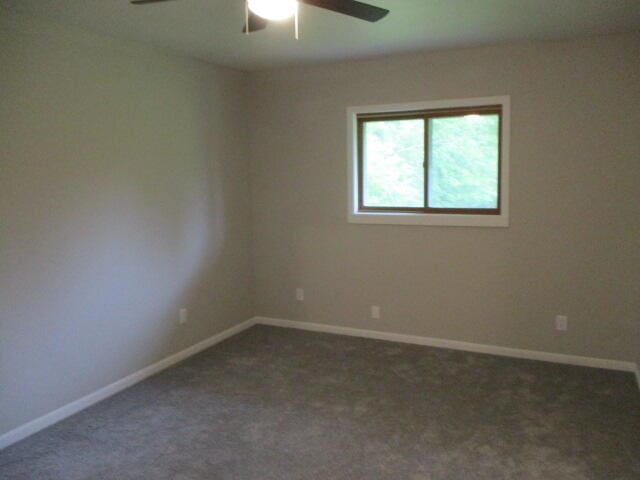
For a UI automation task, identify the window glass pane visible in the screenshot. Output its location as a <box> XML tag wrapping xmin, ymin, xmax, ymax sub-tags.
<box><xmin>428</xmin><ymin>114</ymin><xmax>499</xmax><ymax>209</ymax></box>
<box><xmin>362</xmin><ymin>119</ymin><xmax>424</xmax><ymax>208</ymax></box>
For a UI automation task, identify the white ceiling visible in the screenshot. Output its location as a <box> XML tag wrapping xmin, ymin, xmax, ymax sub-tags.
<box><xmin>3</xmin><ymin>0</ymin><xmax>640</xmax><ymax>71</ymax></box>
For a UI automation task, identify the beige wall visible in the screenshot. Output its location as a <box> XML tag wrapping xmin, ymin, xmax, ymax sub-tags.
<box><xmin>1</xmin><ymin>14</ymin><xmax>639</xmax><ymax>441</ymax></box>
<box><xmin>0</xmin><ymin>14</ymin><xmax>253</xmax><ymax>436</ymax></box>
<box><xmin>249</xmin><ymin>33</ymin><xmax>640</xmax><ymax>363</ymax></box>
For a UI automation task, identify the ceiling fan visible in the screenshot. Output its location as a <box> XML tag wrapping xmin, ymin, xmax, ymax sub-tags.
<box><xmin>130</xmin><ymin>0</ymin><xmax>389</xmax><ymax>35</ymax></box>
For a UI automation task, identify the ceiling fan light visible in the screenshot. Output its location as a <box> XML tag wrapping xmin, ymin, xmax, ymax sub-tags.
<box><xmin>248</xmin><ymin>0</ymin><xmax>298</xmax><ymax>21</ymax></box>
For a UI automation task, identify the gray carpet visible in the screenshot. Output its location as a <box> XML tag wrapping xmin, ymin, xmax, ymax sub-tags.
<box><xmin>1</xmin><ymin>325</ymin><xmax>639</xmax><ymax>480</ymax></box>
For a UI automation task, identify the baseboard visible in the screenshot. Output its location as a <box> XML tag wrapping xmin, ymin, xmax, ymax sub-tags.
<box><xmin>3</xmin><ymin>316</ymin><xmax>637</xmax><ymax>450</ymax></box>
<box><xmin>255</xmin><ymin>317</ymin><xmax>638</xmax><ymax>374</ymax></box>
<box><xmin>0</xmin><ymin>318</ymin><xmax>255</xmax><ymax>451</ymax></box>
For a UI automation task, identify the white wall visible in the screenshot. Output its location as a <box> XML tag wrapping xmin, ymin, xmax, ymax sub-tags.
<box><xmin>248</xmin><ymin>33</ymin><xmax>640</xmax><ymax>363</ymax></box>
<box><xmin>0</xmin><ymin>14</ymin><xmax>253</xmax><ymax>436</ymax></box>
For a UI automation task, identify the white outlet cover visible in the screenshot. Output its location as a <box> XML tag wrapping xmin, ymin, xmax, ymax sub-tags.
<box><xmin>179</xmin><ymin>308</ymin><xmax>188</xmax><ymax>324</ymax></box>
<box><xmin>555</xmin><ymin>315</ymin><xmax>568</xmax><ymax>331</ymax></box>
<box><xmin>371</xmin><ymin>306</ymin><xmax>381</xmax><ymax>319</ymax></box>
<box><xmin>296</xmin><ymin>288</ymin><xmax>304</xmax><ymax>301</ymax></box>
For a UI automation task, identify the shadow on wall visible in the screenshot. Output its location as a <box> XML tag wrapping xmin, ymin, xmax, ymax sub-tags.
<box><xmin>0</xmin><ymin>16</ymin><xmax>251</xmax><ymax>436</ymax></box>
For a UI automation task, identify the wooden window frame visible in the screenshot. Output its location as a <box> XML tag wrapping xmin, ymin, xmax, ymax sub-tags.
<box><xmin>357</xmin><ymin>105</ymin><xmax>503</xmax><ymax>216</ymax></box>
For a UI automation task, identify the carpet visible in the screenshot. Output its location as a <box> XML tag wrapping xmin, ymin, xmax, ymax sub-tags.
<box><xmin>1</xmin><ymin>325</ymin><xmax>638</xmax><ymax>479</ymax></box>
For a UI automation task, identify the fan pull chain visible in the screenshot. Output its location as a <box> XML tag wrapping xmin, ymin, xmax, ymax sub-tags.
<box><xmin>245</xmin><ymin>0</ymin><xmax>249</xmax><ymax>34</ymax></box>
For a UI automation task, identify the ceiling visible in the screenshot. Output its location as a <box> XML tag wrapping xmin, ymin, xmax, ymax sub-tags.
<box><xmin>3</xmin><ymin>0</ymin><xmax>640</xmax><ymax>71</ymax></box>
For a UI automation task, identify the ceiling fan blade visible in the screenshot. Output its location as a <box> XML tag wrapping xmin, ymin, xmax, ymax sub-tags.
<box><xmin>130</xmin><ymin>0</ymin><xmax>179</xmax><ymax>4</ymax></box>
<box><xmin>242</xmin><ymin>11</ymin><xmax>269</xmax><ymax>33</ymax></box>
<box><xmin>300</xmin><ymin>0</ymin><xmax>389</xmax><ymax>22</ymax></box>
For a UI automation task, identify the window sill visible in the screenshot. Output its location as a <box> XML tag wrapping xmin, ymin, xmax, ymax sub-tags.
<box><xmin>348</xmin><ymin>211</ymin><xmax>509</xmax><ymax>227</ymax></box>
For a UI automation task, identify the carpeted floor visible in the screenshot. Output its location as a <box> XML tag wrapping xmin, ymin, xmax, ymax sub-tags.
<box><xmin>1</xmin><ymin>325</ymin><xmax>639</xmax><ymax>480</ymax></box>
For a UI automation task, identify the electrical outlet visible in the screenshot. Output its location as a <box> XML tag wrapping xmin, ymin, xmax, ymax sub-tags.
<box><xmin>555</xmin><ymin>315</ymin><xmax>568</xmax><ymax>331</ymax></box>
<box><xmin>179</xmin><ymin>308</ymin><xmax>188</xmax><ymax>325</ymax></box>
<box><xmin>296</xmin><ymin>288</ymin><xmax>304</xmax><ymax>301</ymax></box>
<box><xmin>371</xmin><ymin>305</ymin><xmax>381</xmax><ymax>319</ymax></box>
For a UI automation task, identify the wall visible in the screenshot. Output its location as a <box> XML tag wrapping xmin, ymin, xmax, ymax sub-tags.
<box><xmin>0</xmin><ymin>14</ymin><xmax>253</xmax><ymax>436</ymax></box>
<box><xmin>249</xmin><ymin>33</ymin><xmax>640</xmax><ymax>363</ymax></box>
<box><xmin>1</xmin><ymin>16</ymin><xmax>638</xmax><ymax>442</ymax></box>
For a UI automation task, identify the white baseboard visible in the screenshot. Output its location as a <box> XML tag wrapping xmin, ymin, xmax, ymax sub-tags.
<box><xmin>2</xmin><ymin>315</ymin><xmax>638</xmax><ymax>451</ymax></box>
<box><xmin>0</xmin><ymin>318</ymin><xmax>255</xmax><ymax>451</ymax></box>
<box><xmin>255</xmin><ymin>317</ymin><xmax>638</xmax><ymax>374</ymax></box>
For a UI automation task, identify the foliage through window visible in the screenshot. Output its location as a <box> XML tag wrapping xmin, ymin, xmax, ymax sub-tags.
<box><xmin>358</xmin><ymin>106</ymin><xmax>502</xmax><ymax>215</ymax></box>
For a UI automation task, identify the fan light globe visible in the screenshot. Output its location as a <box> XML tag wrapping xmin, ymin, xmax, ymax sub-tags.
<box><xmin>248</xmin><ymin>0</ymin><xmax>298</xmax><ymax>21</ymax></box>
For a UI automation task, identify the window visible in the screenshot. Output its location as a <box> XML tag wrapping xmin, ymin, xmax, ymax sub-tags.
<box><xmin>348</xmin><ymin>97</ymin><xmax>509</xmax><ymax>227</ymax></box>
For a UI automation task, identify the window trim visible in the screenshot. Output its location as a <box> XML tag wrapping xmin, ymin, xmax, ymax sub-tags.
<box><xmin>347</xmin><ymin>96</ymin><xmax>510</xmax><ymax>227</ymax></box>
